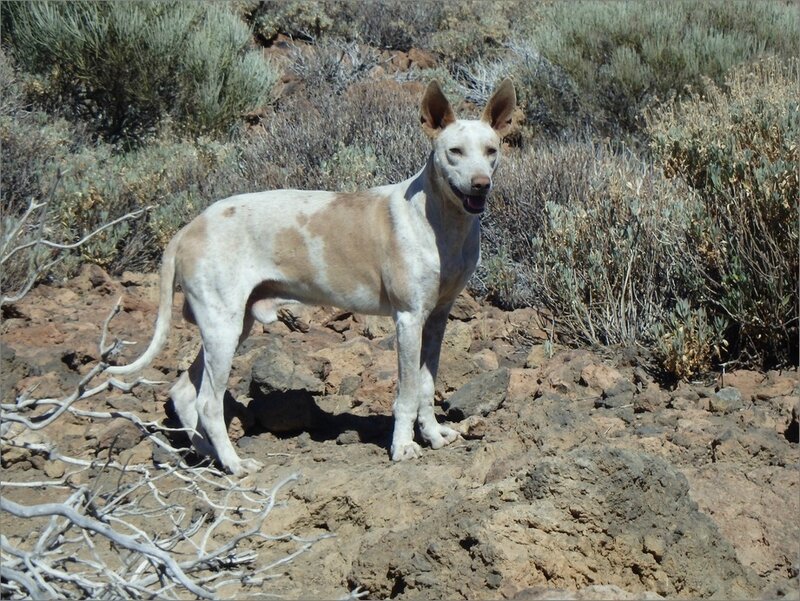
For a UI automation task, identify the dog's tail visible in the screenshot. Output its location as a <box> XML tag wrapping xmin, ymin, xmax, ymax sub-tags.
<box><xmin>106</xmin><ymin>232</ymin><xmax>181</xmax><ymax>375</ymax></box>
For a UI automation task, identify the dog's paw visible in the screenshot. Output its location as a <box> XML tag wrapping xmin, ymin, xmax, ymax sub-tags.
<box><xmin>391</xmin><ymin>441</ymin><xmax>423</xmax><ymax>461</ymax></box>
<box><xmin>425</xmin><ymin>424</ymin><xmax>461</xmax><ymax>449</ymax></box>
<box><xmin>229</xmin><ymin>457</ymin><xmax>264</xmax><ymax>477</ymax></box>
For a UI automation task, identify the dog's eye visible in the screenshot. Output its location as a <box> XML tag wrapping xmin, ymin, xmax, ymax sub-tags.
<box><xmin>486</xmin><ymin>147</ymin><xmax>498</xmax><ymax>156</ymax></box>
<box><xmin>448</xmin><ymin>147</ymin><xmax>463</xmax><ymax>156</ymax></box>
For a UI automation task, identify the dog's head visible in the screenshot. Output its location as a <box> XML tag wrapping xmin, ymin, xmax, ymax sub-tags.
<box><xmin>420</xmin><ymin>79</ymin><xmax>516</xmax><ymax>215</ymax></box>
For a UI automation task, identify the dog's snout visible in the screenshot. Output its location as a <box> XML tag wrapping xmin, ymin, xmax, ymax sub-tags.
<box><xmin>471</xmin><ymin>175</ymin><xmax>491</xmax><ymax>193</ymax></box>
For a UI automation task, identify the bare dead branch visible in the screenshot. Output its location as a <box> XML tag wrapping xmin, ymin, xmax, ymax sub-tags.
<box><xmin>1</xmin><ymin>282</ymin><xmax>328</xmax><ymax>599</ymax></box>
<box><xmin>0</xmin><ymin>168</ymin><xmax>151</xmax><ymax>307</ymax></box>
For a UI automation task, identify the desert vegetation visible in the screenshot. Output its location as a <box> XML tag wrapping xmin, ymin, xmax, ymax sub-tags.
<box><xmin>4</xmin><ymin>0</ymin><xmax>796</xmax><ymax>378</ymax></box>
<box><xmin>1</xmin><ymin>1</ymin><xmax>798</xmax><ymax>597</ymax></box>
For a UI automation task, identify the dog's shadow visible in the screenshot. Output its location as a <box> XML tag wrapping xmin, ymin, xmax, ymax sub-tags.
<box><xmin>241</xmin><ymin>390</ymin><xmax>394</xmax><ymax>448</ymax></box>
<box><xmin>162</xmin><ymin>391</ymin><xmax>394</xmax><ymax>459</ymax></box>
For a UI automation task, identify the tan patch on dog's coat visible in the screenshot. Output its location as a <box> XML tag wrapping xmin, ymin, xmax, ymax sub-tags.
<box><xmin>176</xmin><ymin>215</ymin><xmax>208</xmax><ymax>281</ymax></box>
<box><xmin>273</xmin><ymin>226</ymin><xmax>315</xmax><ymax>288</ymax></box>
<box><xmin>306</xmin><ymin>191</ymin><xmax>395</xmax><ymax>301</ymax></box>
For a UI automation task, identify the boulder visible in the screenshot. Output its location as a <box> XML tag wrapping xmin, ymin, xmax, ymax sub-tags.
<box><xmin>444</xmin><ymin>368</ymin><xmax>510</xmax><ymax>421</ymax></box>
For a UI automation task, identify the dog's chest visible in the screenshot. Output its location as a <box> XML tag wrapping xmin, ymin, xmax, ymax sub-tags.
<box><xmin>435</xmin><ymin>228</ymin><xmax>480</xmax><ymax>304</ymax></box>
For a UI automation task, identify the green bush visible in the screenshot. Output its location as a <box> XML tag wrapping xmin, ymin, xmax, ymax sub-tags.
<box><xmin>647</xmin><ymin>58</ymin><xmax>799</xmax><ymax>368</ymax></box>
<box><xmin>3</xmin><ymin>0</ymin><xmax>277</xmax><ymax>144</ymax></box>
<box><xmin>530</xmin><ymin>0</ymin><xmax>799</xmax><ymax>134</ymax></box>
<box><xmin>478</xmin><ymin>56</ymin><xmax>798</xmax><ymax>375</ymax></box>
<box><xmin>480</xmin><ymin>138</ymin><xmax>706</xmax><ymax>356</ymax></box>
<box><xmin>1</xmin><ymin>49</ymin><xmax>248</xmax><ymax>291</ymax></box>
<box><xmin>287</xmin><ymin>38</ymin><xmax>381</xmax><ymax>94</ymax></box>
<box><xmin>240</xmin><ymin>79</ymin><xmax>427</xmax><ymax>192</ymax></box>
<box><xmin>245</xmin><ymin>0</ymin><xmax>336</xmax><ymax>43</ymax></box>
<box><xmin>49</xmin><ymin>138</ymin><xmax>242</xmax><ymax>270</ymax></box>
<box><xmin>652</xmin><ymin>300</ymin><xmax>728</xmax><ymax>381</ymax></box>
<box><xmin>427</xmin><ymin>0</ymin><xmax>515</xmax><ymax>65</ymax></box>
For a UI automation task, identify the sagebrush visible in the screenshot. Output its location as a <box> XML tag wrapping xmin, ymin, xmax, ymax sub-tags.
<box><xmin>1</xmin><ymin>0</ymin><xmax>796</xmax><ymax>376</ymax></box>
<box><xmin>3</xmin><ymin>0</ymin><xmax>277</xmax><ymax>143</ymax></box>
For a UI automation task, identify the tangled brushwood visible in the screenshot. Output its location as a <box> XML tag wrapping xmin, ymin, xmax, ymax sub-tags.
<box><xmin>0</xmin><ymin>301</ymin><xmax>334</xmax><ymax>599</ymax></box>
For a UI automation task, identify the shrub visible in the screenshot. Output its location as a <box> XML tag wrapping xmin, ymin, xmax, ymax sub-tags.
<box><xmin>647</xmin><ymin>58</ymin><xmax>799</xmax><ymax>368</ymax></box>
<box><xmin>350</xmin><ymin>0</ymin><xmax>444</xmax><ymax>52</ymax></box>
<box><xmin>479</xmin><ymin>137</ymin><xmax>707</xmax><ymax>354</ymax></box>
<box><xmin>245</xmin><ymin>0</ymin><xmax>439</xmax><ymax>51</ymax></box>
<box><xmin>1</xmin><ymin>49</ymin><xmax>248</xmax><ymax>288</ymax></box>
<box><xmin>49</xmin><ymin>138</ymin><xmax>243</xmax><ymax>271</ymax></box>
<box><xmin>245</xmin><ymin>0</ymin><xmax>337</xmax><ymax>43</ymax></box>
<box><xmin>246</xmin><ymin>0</ymin><xmax>537</xmax><ymax>62</ymax></box>
<box><xmin>456</xmin><ymin>43</ymin><xmax>586</xmax><ymax>137</ymax></box>
<box><xmin>1</xmin><ymin>50</ymin><xmax>89</xmax><ymax>295</ymax></box>
<box><xmin>3</xmin><ymin>125</ymin><xmax>243</xmax><ymax>284</ymax></box>
<box><xmin>240</xmin><ymin>79</ymin><xmax>427</xmax><ymax>192</ymax></box>
<box><xmin>288</xmin><ymin>38</ymin><xmax>382</xmax><ymax>94</ymax></box>
<box><xmin>3</xmin><ymin>0</ymin><xmax>277</xmax><ymax>144</ymax></box>
<box><xmin>529</xmin><ymin>0</ymin><xmax>799</xmax><ymax>134</ymax></box>
<box><xmin>427</xmin><ymin>0</ymin><xmax>514</xmax><ymax>66</ymax></box>
<box><xmin>652</xmin><ymin>300</ymin><xmax>728</xmax><ymax>381</ymax></box>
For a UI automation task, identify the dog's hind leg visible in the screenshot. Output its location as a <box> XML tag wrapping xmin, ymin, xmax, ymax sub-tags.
<box><xmin>193</xmin><ymin>309</ymin><xmax>262</xmax><ymax>476</ymax></box>
<box><xmin>170</xmin><ymin>309</ymin><xmax>256</xmax><ymax>463</ymax></box>
<box><xmin>169</xmin><ymin>348</ymin><xmax>214</xmax><ymax>457</ymax></box>
<box><xmin>417</xmin><ymin>305</ymin><xmax>460</xmax><ymax>449</ymax></box>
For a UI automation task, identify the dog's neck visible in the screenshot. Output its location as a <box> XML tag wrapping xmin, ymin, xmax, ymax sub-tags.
<box><xmin>421</xmin><ymin>152</ymin><xmax>479</xmax><ymax>242</ymax></box>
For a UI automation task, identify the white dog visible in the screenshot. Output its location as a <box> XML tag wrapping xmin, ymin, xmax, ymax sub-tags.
<box><xmin>108</xmin><ymin>79</ymin><xmax>516</xmax><ymax>475</ymax></box>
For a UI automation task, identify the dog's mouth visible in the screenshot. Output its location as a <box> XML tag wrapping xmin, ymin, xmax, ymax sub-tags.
<box><xmin>448</xmin><ymin>181</ymin><xmax>488</xmax><ymax>215</ymax></box>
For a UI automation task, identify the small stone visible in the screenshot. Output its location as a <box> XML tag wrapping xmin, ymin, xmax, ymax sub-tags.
<box><xmin>250</xmin><ymin>339</ymin><xmax>326</xmax><ymax>396</ymax></box>
<box><xmin>580</xmin><ymin>363</ymin><xmax>626</xmax><ymax>393</ymax></box>
<box><xmin>643</xmin><ymin>534</ymin><xmax>666</xmax><ymax>561</ymax></box>
<box><xmin>338</xmin><ymin>375</ymin><xmax>361</xmax><ymax>396</ymax></box>
<box><xmin>336</xmin><ymin>430</ymin><xmax>360</xmax><ymax>445</ymax></box>
<box><xmin>119</xmin><ymin>440</ymin><xmax>152</xmax><ymax>465</ymax></box>
<box><xmin>595</xmin><ymin>380</ymin><xmax>636</xmax><ymax>408</ymax></box>
<box><xmin>634</xmin><ymin>388</ymin><xmax>667</xmax><ymax>413</ymax></box>
<box><xmin>473</xmin><ymin>349</ymin><xmax>499</xmax><ymax>371</ymax></box>
<box><xmin>149</xmin><ymin>434</ymin><xmax>181</xmax><ymax>466</ymax></box>
<box><xmin>444</xmin><ymin>368</ymin><xmax>510</xmax><ymax>421</ymax></box>
<box><xmin>525</xmin><ymin>344</ymin><xmax>550</xmax><ymax>369</ymax></box>
<box><xmin>43</xmin><ymin>459</ymin><xmax>66</xmax><ymax>478</ymax></box>
<box><xmin>237</xmin><ymin>435</ymin><xmax>262</xmax><ymax>451</ymax></box>
<box><xmin>452</xmin><ymin>415</ymin><xmax>487</xmax><ymax>439</ymax></box>
<box><xmin>97</xmin><ymin>418</ymin><xmax>145</xmax><ymax>452</ymax></box>
<box><xmin>106</xmin><ymin>393</ymin><xmax>144</xmax><ymax>413</ymax></box>
<box><xmin>450</xmin><ymin>292</ymin><xmax>480</xmax><ymax>321</ymax></box>
<box><xmin>507</xmin><ymin>368</ymin><xmax>541</xmax><ymax>404</ymax></box>
<box><xmin>709</xmin><ymin>387</ymin><xmax>743</xmax><ymax>415</ymax></box>
<box><xmin>486</xmin><ymin>572</ymin><xmax>502</xmax><ymax>589</ymax></box>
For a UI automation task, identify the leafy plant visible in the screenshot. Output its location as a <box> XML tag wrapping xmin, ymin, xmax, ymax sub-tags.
<box><xmin>648</xmin><ymin>58</ymin><xmax>799</xmax><ymax>368</ymax></box>
<box><xmin>530</xmin><ymin>0</ymin><xmax>799</xmax><ymax>134</ymax></box>
<box><xmin>480</xmin><ymin>137</ymin><xmax>707</xmax><ymax>355</ymax></box>
<box><xmin>652</xmin><ymin>299</ymin><xmax>728</xmax><ymax>381</ymax></box>
<box><xmin>3</xmin><ymin>1</ymin><xmax>277</xmax><ymax>144</ymax></box>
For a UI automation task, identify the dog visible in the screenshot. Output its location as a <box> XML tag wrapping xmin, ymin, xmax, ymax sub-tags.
<box><xmin>107</xmin><ymin>79</ymin><xmax>516</xmax><ymax>475</ymax></box>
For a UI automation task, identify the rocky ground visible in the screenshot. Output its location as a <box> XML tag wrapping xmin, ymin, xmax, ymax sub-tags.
<box><xmin>2</xmin><ymin>265</ymin><xmax>798</xmax><ymax>599</ymax></box>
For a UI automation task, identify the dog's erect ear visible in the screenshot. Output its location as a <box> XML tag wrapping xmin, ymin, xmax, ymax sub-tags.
<box><xmin>420</xmin><ymin>80</ymin><xmax>456</xmax><ymax>138</ymax></box>
<box><xmin>481</xmin><ymin>78</ymin><xmax>516</xmax><ymax>136</ymax></box>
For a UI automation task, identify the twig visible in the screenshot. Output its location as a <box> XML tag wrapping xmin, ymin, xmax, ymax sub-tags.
<box><xmin>1</xmin><ymin>284</ymin><xmax>325</xmax><ymax>599</ymax></box>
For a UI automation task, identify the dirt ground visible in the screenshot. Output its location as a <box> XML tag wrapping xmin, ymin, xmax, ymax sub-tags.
<box><xmin>2</xmin><ymin>265</ymin><xmax>798</xmax><ymax>599</ymax></box>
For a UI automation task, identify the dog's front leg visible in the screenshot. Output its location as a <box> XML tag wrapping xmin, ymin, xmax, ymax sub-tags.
<box><xmin>418</xmin><ymin>306</ymin><xmax>460</xmax><ymax>449</ymax></box>
<box><xmin>390</xmin><ymin>310</ymin><xmax>425</xmax><ymax>461</ymax></box>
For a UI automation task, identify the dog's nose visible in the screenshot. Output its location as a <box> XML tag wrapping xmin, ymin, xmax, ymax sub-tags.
<box><xmin>471</xmin><ymin>175</ymin><xmax>491</xmax><ymax>193</ymax></box>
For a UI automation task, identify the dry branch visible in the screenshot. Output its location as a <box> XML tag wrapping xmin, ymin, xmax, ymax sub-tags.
<box><xmin>1</xmin><ymin>299</ymin><xmax>329</xmax><ymax>599</ymax></box>
<box><xmin>0</xmin><ymin>170</ymin><xmax>151</xmax><ymax>307</ymax></box>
